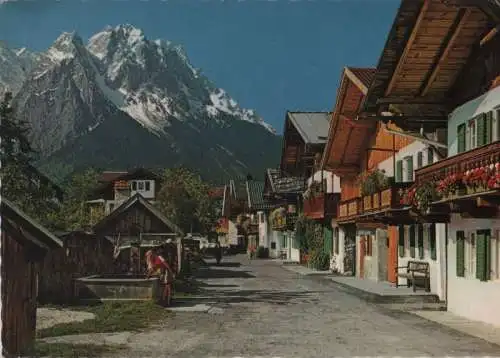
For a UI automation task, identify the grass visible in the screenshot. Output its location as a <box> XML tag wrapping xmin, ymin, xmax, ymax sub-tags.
<box><xmin>37</xmin><ymin>301</ymin><xmax>171</xmax><ymax>338</ymax></box>
<box><xmin>29</xmin><ymin>342</ymin><xmax>125</xmax><ymax>358</ymax></box>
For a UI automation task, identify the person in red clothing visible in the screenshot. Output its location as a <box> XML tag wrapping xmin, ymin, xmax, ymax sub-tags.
<box><xmin>145</xmin><ymin>249</ymin><xmax>174</xmax><ymax>306</ymax></box>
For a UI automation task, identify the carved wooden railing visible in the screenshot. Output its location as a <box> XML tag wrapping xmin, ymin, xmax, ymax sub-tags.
<box><xmin>338</xmin><ymin>197</ymin><xmax>360</xmax><ymax>220</ymax></box>
<box><xmin>361</xmin><ymin>183</ymin><xmax>414</xmax><ymax>214</ymax></box>
<box><xmin>415</xmin><ymin>141</ymin><xmax>500</xmax><ymax>185</ymax></box>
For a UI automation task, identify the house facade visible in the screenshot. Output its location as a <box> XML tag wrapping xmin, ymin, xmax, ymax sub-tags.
<box><xmin>362</xmin><ymin>0</ymin><xmax>499</xmax><ymax>313</ymax></box>
<box><xmin>87</xmin><ymin>168</ymin><xmax>162</xmax><ymax>222</ymax></box>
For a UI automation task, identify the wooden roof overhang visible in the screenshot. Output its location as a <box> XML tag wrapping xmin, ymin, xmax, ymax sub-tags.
<box><xmin>321</xmin><ymin>67</ymin><xmax>378</xmax><ymax>176</ymax></box>
<box><xmin>362</xmin><ymin>0</ymin><xmax>495</xmax><ymax>132</ymax></box>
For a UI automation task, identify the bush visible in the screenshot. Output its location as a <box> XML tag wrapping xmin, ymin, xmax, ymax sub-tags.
<box><xmin>308</xmin><ymin>250</ymin><xmax>330</xmax><ymax>271</ymax></box>
<box><xmin>256</xmin><ymin>246</ymin><xmax>269</xmax><ymax>259</ymax></box>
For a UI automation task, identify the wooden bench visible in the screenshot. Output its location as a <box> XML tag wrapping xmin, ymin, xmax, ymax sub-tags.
<box><xmin>395</xmin><ymin>260</ymin><xmax>430</xmax><ymax>292</ymax></box>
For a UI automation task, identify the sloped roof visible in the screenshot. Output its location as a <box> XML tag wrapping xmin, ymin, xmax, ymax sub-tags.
<box><xmin>92</xmin><ymin>193</ymin><xmax>184</xmax><ymax>235</ymax></box>
<box><xmin>286</xmin><ymin>112</ymin><xmax>331</xmax><ymax>145</ymax></box>
<box><xmin>229</xmin><ymin>179</ymin><xmax>247</xmax><ymax>201</ymax></box>
<box><xmin>1</xmin><ymin>199</ymin><xmax>63</xmax><ymax>250</ymax></box>
<box><xmin>266</xmin><ymin>168</ymin><xmax>305</xmax><ymax>194</ymax></box>
<box><xmin>246</xmin><ymin>181</ymin><xmax>273</xmax><ymax>211</ymax></box>
<box><xmin>345</xmin><ymin>67</ymin><xmax>377</xmax><ymax>93</ymax></box>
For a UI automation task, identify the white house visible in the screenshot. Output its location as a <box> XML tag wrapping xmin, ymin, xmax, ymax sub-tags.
<box><xmin>377</xmin><ymin>138</ymin><xmax>448</xmax><ymax>301</ymax></box>
<box><xmin>443</xmin><ymin>84</ymin><xmax>500</xmax><ymax>327</ymax></box>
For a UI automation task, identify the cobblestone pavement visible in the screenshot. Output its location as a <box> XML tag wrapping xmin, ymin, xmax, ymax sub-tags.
<box><xmin>108</xmin><ymin>255</ymin><xmax>500</xmax><ymax>357</ymax></box>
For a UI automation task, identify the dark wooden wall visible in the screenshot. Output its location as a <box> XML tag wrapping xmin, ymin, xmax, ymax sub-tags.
<box><xmin>37</xmin><ymin>233</ymin><xmax>117</xmax><ymax>304</ymax></box>
<box><xmin>97</xmin><ymin>205</ymin><xmax>174</xmax><ymax>237</ymax></box>
<box><xmin>1</xmin><ymin>231</ymin><xmax>38</xmax><ymax>356</ymax></box>
<box><xmin>451</xmin><ymin>32</ymin><xmax>500</xmax><ymax>107</ymax></box>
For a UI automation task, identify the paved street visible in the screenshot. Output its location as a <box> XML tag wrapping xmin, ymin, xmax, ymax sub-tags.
<box><xmin>104</xmin><ymin>254</ymin><xmax>500</xmax><ymax>357</ymax></box>
<box><xmin>47</xmin><ymin>255</ymin><xmax>500</xmax><ymax>357</ymax></box>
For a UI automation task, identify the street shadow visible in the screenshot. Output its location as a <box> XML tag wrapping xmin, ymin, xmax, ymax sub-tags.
<box><xmin>198</xmin><ymin>283</ymin><xmax>240</xmax><ymax>288</ymax></box>
<box><xmin>173</xmin><ymin>289</ymin><xmax>322</xmax><ymax>307</ymax></box>
<box><xmin>195</xmin><ymin>267</ymin><xmax>255</xmax><ymax>279</ymax></box>
<box><xmin>206</xmin><ymin>262</ymin><xmax>241</xmax><ymax>268</ymax></box>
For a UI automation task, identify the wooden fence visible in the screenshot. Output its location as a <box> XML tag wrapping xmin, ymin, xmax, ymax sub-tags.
<box><xmin>37</xmin><ymin>231</ymin><xmax>117</xmax><ymax>304</ymax></box>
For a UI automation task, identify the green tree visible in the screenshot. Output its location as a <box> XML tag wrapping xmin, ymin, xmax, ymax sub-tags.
<box><xmin>156</xmin><ymin>167</ymin><xmax>217</xmax><ymax>234</ymax></box>
<box><xmin>0</xmin><ymin>92</ymin><xmax>60</xmax><ymax>227</ymax></box>
<box><xmin>54</xmin><ymin>168</ymin><xmax>102</xmax><ymax>230</ymax></box>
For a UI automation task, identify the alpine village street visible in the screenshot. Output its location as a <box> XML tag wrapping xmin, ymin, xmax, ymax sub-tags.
<box><xmin>5</xmin><ymin>1</ymin><xmax>500</xmax><ymax>358</ymax></box>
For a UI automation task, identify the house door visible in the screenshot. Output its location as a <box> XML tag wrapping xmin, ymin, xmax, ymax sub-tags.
<box><xmin>387</xmin><ymin>226</ymin><xmax>398</xmax><ymax>283</ymax></box>
<box><xmin>359</xmin><ymin>235</ymin><xmax>365</xmax><ymax>278</ymax></box>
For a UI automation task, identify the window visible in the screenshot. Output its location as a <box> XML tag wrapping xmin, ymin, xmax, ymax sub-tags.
<box><xmin>457</xmin><ymin>123</ymin><xmax>466</xmax><ymax>153</ymax></box>
<box><xmin>456</xmin><ymin>230</ymin><xmax>465</xmax><ymax>277</ymax></box>
<box><xmin>145</xmin><ymin>181</ymin><xmax>151</xmax><ymax>191</ymax></box>
<box><xmin>429</xmin><ymin>224</ymin><xmax>437</xmax><ymax>260</ymax></box>
<box><xmin>409</xmin><ymin>225</ymin><xmax>416</xmax><ymax>258</ymax></box>
<box><xmin>131</xmin><ymin>181</ymin><xmax>137</xmax><ymax>191</ymax></box>
<box><xmin>395</xmin><ymin>160</ymin><xmax>403</xmax><ymax>183</ymax></box>
<box><xmin>427</xmin><ymin>148</ymin><xmax>434</xmax><ymax>164</ymax></box>
<box><xmin>398</xmin><ymin>225</ymin><xmax>405</xmax><ymax>258</ymax></box>
<box><xmin>476</xmin><ymin>229</ymin><xmax>491</xmax><ymax>282</ymax></box>
<box><xmin>404</xmin><ymin>156</ymin><xmax>414</xmax><ymax>182</ymax></box>
<box><xmin>109</xmin><ymin>203</ymin><xmax>115</xmax><ymax>212</ymax></box>
<box><xmin>468</xmin><ymin>119</ymin><xmax>476</xmax><ymax>150</ymax></box>
<box><xmin>138</xmin><ymin>181</ymin><xmax>145</xmax><ymax>191</ymax></box>
<box><xmin>491</xmin><ymin>230</ymin><xmax>500</xmax><ymax>280</ymax></box>
<box><xmin>281</xmin><ymin>234</ymin><xmax>287</xmax><ymax>248</ymax></box>
<box><xmin>417</xmin><ymin>151</ymin><xmax>423</xmax><ymax>169</ymax></box>
<box><xmin>259</xmin><ymin>213</ymin><xmax>264</xmax><ymax>223</ymax></box>
<box><xmin>417</xmin><ymin>224</ymin><xmax>424</xmax><ymax>259</ymax></box>
<box><xmin>466</xmin><ymin>232</ymin><xmax>476</xmax><ymax>279</ymax></box>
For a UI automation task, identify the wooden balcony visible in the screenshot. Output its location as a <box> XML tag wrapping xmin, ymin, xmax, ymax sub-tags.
<box><xmin>415</xmin><ymin>141</ymin><xmax>500</xmax><ymax>184</ymax></box>
<box><xmin>338</xmin><ymin>197</ymin><xmax>360</xmax><ymax>222</ymax></box>
<box><xmin>361</xmin><ymin>183</ymin><xmax>414</xmax><ymax>214</ymax></box>
<box><xmin>303</xmin><ymin>193</ymin><xmax>340</xmax><ymax>220</ymax></box>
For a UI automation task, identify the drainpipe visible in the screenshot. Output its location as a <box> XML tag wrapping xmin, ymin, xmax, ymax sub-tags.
<box><xmin>445</xmin><ymin>223</ymin><xmax>448</xmax><ymax>304</ymax></box>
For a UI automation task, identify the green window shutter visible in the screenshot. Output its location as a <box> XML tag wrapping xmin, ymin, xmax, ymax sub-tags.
<box><xmin>456</xmin><ymin>230</ymin><xmax>465</xmax><ymax>277</ymax></box>
<box><xmin>406</xmin><ymin>156</ymin><xmax>414</xmax><ymax>182</ymax></box>
<box><xmin>477</xmin><ymin>114</ymin><xmax>486</xmax><ymax>147</ymax></box>
<box><xmin>430</xmin><ymin>223</ymin><xmax>437</xmax><ymax>260</ymax></box>
<box><xmin>398</xmin><ymin>225</ymin><xmax>405</xmax><ymax>258</ymax></box>
<box><xmin>417</xmin><ymin>224</ymin><xmax>424</xmax><ymax>259</ymax></box>
<box><xmin>485</xmin><ymin>111</ymin><xmax>493</xmax><ymax>145</ymax></box>
<box><xmin>476</xmin><ymin>230</ymin><xmax>491</xmax><ymax>281</ymax></box>
<box><xmin>457</xmin><ymin>124</ymin><xmax>466</xmax><ymax>153</ymax></box>
<box><xmin>417</xmin><ymin>151</ymin><xmax>423</xmax><ymax>169</ymax></box>
<box><xmin>409</xmin><ymin>225</ymin><xmax>416</xmax><ymax>258</ymax></box>
<box><xmin>395</xmin><ymin>160</ymin><xmax>403</xmax><ymax>183</ymax></box>
<box><xmin>427</xmin><ymin>148</ymin><xmax>434</xmax><ymax>165</ymax></box>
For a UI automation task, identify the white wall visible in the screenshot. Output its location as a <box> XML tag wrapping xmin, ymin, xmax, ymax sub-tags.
<box><xmin>397</xmin><ymin>224</ymin><xmax>446</xmax><ymax>300</ymax></box>
<box><xmin>448</xmin><ymin>84</ymin><xmax>500</xmax><ymax>156</ymax></box>
<box><xmin>130</xmin><ymin>179</ymin><xmax>156</xmax><ymax>199</ymax></box>
<box><xmin>306</xmin><ymin>170</ymin><xmax>340</xmax><ymax>193</ymax></box>
<box><xmin>377</xmin><ymin>141</ymin><xmax>437</xmax><ymax>179</ymax></box>
<box><xmin>331</xmin><ymin>224</ymin><xmax>345</xmax><ymax>273</ymax></box>
<box><xmin>257</xmin><ymin>211</ymin><xmax>269</xmax><ymax>248</ymax></box>
<box><xmin>447</xmin><ymin>214</ymin><xmax>500</xmax><ymax>327</ymax></box>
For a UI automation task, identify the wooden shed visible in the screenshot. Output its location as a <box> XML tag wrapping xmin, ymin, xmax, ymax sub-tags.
<box><xmin>37</xmin><ymin>231</ymin><xmax>117</xmax><ymax>304</ymax></box>
<box><xmin>1</xmin><ymin>199</ymin><xmax>63</xmax><ymax>356</ymax></box>
<box><xmin>93</xmin><ymin>193</ymin><xmax>184</xmax><ymax>274</ymax></box>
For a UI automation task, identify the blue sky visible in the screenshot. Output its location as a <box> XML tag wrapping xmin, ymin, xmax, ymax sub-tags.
<box><xmin>0</xmin><ymin>0</ymin><xmax>398</xmax><ymax>133</ymax></box>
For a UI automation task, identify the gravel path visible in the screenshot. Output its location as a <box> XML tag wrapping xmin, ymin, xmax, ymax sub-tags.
<box><xmin>37</xmin><ymin>308</ymin><xmax>95</xmax><ymax>330</ymax></box>
<box><xmin>42</xmin><ymin>255</ymin><xmax>500</xmax><ymax>357</ymax></box>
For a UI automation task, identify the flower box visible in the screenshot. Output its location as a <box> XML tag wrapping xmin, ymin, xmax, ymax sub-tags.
<box><xmin>363</xmin><ymin>196</ymin><xmax>372</xmax><ymax>211</ymax></box>
<box><xmin>372</xmin><ymin>193</ymin><xmax>380</xmax><ymax>210</ymax></box>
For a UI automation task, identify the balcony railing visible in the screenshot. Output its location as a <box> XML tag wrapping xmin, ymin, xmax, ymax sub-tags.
<box><xmin>338</xmin><ymin>197</ymin><xmax>360</xmax><ymax>221</ymax></box>
<box><xmin>303</xmin><ymin>193</ymin><xmax>340</xmax><ymax>219</ymax></box>
<box><xmin>360</xmin><ymin>182</ymin><xmax>414</xmax><ymax>214</ymax></box>
<box><xmin>415</xmin><ymin>141</ymin><xmax>500</xmax><ymax>185</ymax></box>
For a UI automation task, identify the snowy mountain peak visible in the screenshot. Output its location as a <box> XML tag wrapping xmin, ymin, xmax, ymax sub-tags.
<box><xmin>46</xmin><ymin>32</ymin><xmax>84</xmax><ymax>63</ymax></box>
